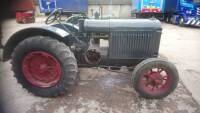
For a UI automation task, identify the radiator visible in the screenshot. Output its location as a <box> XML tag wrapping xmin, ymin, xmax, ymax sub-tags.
<box><xmin>109</xmin><ymin>31</ymin><xmax>161</xmax><ymax>59</ymax></box>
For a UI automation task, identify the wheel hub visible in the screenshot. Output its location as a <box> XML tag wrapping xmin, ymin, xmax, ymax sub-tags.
<box><xmin>22</xmin><ymin>51</ymin><xmax>62</xmax><ymax>88</ymax></box>
<box><xmin>147</xmin><ymin>72</ymin><xmax>163</xmax><ymax>86</ymax></box>
<box><xmin>140</xmin><ymin>68</ymin><xmax>171</xmax><ymax>95</ymax></box>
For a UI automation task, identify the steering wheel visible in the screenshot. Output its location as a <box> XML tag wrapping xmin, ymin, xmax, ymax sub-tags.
<box><xmin>45</xmin><ymin>8</ymin><xmax>62</xmax><ymax>24</ymax></box>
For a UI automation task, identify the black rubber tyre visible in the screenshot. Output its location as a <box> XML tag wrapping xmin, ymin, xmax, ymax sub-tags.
<box><xmin>164</xmin><ymin>15</ymin><xmax>170</xmax><ymax>23</ymax></box>
<box><xmin>179</xmin><ymin>17</ymin><xmax>185</xmax><ymax>27</ymax></box>
<box><xmin>11</xmin><ymin>36</ymin><xmax>78</xmax><ymax>97</ymax></box>
<box><xmin>170</xmin><ymin>16</ymin><xmax>174</xmax><ymax>24</ymax></box>
<box><xmin>132</xmin><ymin>58</ymin><xmax>179</xmax><ymax>99</ymax></box>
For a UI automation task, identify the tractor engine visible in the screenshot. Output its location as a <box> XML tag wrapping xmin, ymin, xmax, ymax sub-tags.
<box><xmin>78</xmin><ymin>19</ymin><xmax>162</xmax><ymax>66</ymax></box>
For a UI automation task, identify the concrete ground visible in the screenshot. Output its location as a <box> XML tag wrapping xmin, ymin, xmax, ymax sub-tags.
<box><xmin>0</xmin><ymin>18</ymin><xmax>200</xmax><ymax>113</ymax></box>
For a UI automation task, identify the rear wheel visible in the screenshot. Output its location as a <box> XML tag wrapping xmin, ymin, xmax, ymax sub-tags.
<box><xmin>11</xmin><ymin>36</ymin><xmax>78</xmax><ymax>97</ymax></box>
<box><xmin>132</xmin><ymin>58</ymin><xmax>179</xmax><ymax>99</ymax></box>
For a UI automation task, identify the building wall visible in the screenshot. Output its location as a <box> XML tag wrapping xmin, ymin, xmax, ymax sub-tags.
<box><xmin>88</xmin><ymin>0</ymin><xmax>131</xmax><ymax>5</ymax></box>
<box><xmin>88</xmin><ymin>5</ymin><xmax>132</xmax><ymax>19</ymax></box>
<box><xmin>34</xmin><ymin>0</ymin><xmax>133</xmax><ymax>18</ymax></box>
<box><xmin>88</xmin><ymin>0</ymin><xmax>132</xmax><ymax>19</ymax></box>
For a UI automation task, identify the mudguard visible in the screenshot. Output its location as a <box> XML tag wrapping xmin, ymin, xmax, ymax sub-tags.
<box><xmin>52</xmin><ymin>23</ymin><xmax>79</xmax><ymax>34</ymax></box>
<box><xmin>3</xmin><ymin>26</ymin><xmax>70</xmax><ymax>61</ymax></box>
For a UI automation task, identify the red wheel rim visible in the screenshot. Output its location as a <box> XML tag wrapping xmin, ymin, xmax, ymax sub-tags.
<box><xmin>22</xmin><ymin>51</ymin><xmax>62</xmax><ymax>88</ymax></box>
<box><xmin>139</xmin><ymin>68</ymin><xmax>172</xmax><ymax>95</ymax></box>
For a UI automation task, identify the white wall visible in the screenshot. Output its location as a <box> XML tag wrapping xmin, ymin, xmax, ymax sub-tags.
<box><xmin>34</xmin><ymin>4</ymin><xmax>132</xmax><ymax>19</ymax></box>
<box><xmin>88</xmin><ymin>5</ymin><xmax>132</xmax><ymax>19</ymax></box>
<box><xmin>35</xmin><ymin>6</ymin><xmax>45</xmax><ymax>17</ymax></box>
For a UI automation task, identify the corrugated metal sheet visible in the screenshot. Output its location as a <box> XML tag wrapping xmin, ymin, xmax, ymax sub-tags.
<box><xmin>88</xmin><ymin>0</ymin><xmax>131</xmax><ymax>5</ymax></box>
<box><xmin>109</xmin><ymin>31</ymin><xmax>161</xmax><ymax>59</ymax></box>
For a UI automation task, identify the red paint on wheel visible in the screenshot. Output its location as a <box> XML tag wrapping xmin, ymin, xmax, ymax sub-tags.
<box><xmin>22</xmin><ymin>51</ymin><xmax>62</xmax><ymax>88</ymax></box>
<box><xmin>139</xmin><ymin>68</ymin><xmax>172</xmax><ymax>95</ymax></box>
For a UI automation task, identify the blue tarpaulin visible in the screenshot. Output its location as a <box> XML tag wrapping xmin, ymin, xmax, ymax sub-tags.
<box><xmin>38</xmin><ymin>0</ymin><xmax>88</xmax><ymax>13</ymax></box>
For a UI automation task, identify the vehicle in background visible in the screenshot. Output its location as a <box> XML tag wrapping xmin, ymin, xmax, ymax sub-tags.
<box><xmin>133</xmin><ymin>0</ymin><xmax>164</xmax><ymax>17</ymax></box>
<box><xmin>132</xmin><ymin>0</ymin><xmax>200</xmax><ymax>26</ymax></box>
<box><xmin>11</xmin><ymin>0</ymin><xmax>35</xmax><ymax>24</ymax></box>
<box><xmin>38</xmin><ymin>0</ymin><xmax>88</xmax><ymax>16</ymax></box>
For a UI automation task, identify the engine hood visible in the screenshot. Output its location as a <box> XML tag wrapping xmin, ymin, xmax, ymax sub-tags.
<box><xmin>83</xmin><ymin>19</ymin><xmax>162</xmax><ymax>32</ymax></box>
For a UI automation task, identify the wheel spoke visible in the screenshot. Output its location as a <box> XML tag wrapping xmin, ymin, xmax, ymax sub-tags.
<box><xmin>145</xmin><ymin>80</ymin><xmax>151</xmax><ymax>86</ymax></box>
<box><xmin>150</xmin><ymin>69</ymin><xmax>153</xmax><ymax>73</ymax></box>
<box><xmin>162</xmin><ymin>76</ymin><xmax>168</xmax><ymax>80</ymax></box>
<box><xmin>156</xmin><ymin>85</ymin><xmax>159</xmax><ymax>88</ymax></box>
<box><xmin>152</xmin><ymin>85</ymin><xmax>155</xmax><ymax>91</ymax></box>
<box><xmin>159</xmin><ymin>68</ymin><xmax>163</xmax><ymax>73</ymax></box>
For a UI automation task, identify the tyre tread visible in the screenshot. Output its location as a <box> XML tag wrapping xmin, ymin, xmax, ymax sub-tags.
<box><xmin>11</xmin><ymin>36</ymin><xmax>78</xmax><ymax>97</ymax></box>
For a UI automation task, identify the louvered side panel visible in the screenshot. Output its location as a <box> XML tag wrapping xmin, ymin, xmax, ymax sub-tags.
<box><xmin>109</xmin><ymin>31</ymin><xmax>161</xmax><ymax>59</ymax></box>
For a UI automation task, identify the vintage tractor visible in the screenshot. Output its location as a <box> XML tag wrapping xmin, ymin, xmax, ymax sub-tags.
<box><xmin>2</xmin><ymin>9</ymin><xmax>179</xmax><ymax>98</ymax></box>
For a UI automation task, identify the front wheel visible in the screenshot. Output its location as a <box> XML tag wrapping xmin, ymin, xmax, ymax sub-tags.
<box><xmin>132</xmin><ymin>58</ymin><xmax>179</xmax><ymax>99</ymax></box>
<box><xmin>11</xmin><ymin>37</ymin><xmax>78</xmax><ymax>97</ymax></box>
